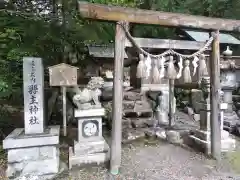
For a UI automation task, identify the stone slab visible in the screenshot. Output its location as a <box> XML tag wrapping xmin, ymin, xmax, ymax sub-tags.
<box><xmin>3</xmin><ymin>126</ymin><xmax>60</xmax><ymax>149</ymax></box>
<box><xmin>190</xmin><ymin>135</ymin><xmax>236</xmax><ymax>154</ymax></box>
<box><xmin>74</xmin><ymin>108</ymin><xmax>105</xmax><ymax>118</ymax></box>
<box><xmin>194</xmin><ymin>130</ymin><xmax>230</xmax><ymax>142</ymax></box>
<box><xmin>74</xmin><ymin>138</ymin><xmax>109</xmax><ymax>155</ymax></box>
<box><xmin>11</xmin><ymin>161</ymin><xmax>67</xmax><ymax>180</ymax></box>
<box><xmin>8</xmin><ymin>147</ymin><xmax>39</xmax><ymax>163</ymax></box>
<box><xmin>7</xmin><ymin>158</ymin><xmax>59</xmax><ymax>177</ymax></box>
<box><xmin>69</xmin><ymin>144</ymin><xmax>110</xmax><ymax>169</ymax></box>
<box><xmin>21</xmin><ymin>159</ymin><xmax>59</xmax><ymax>176</ymax></box>
<box><xmin>8</xmin><ymin>146</ymin><xmax>59</xmax><ymax>163</ymax></box>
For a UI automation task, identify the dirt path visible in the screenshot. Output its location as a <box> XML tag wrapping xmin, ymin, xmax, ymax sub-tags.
<box><xmin>56</xmin><ymin>141</ymin><xmax>240</xmax><ymax>180</ymax></box>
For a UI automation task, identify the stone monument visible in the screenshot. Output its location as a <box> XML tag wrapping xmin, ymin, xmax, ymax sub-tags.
<box><xmin>69</xmin><ymin>77</ymin><xmax>110</xmax><ymax>169</ymax></box>
<box><xmin>3</xmin><ymin>57</ymin><xmax>61</xmax><ymax>180</ymax></box>
<box><xmin>220</xmin><ymin>46</ymin><xmax>239</xmax><ymax>132</ymax></box>
<box><xmin>190</xmin><ymin>76</ymin><xmax>236</xmax><ymax>154</ymax></box>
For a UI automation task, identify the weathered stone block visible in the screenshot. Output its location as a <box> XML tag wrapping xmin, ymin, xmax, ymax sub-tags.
<box><xmin>39</xmin><ymin>146</ymin><xmax>58</xmax><ymax>159</ymax></box>
<box><xmin>131</xmin><ymin>118</ymin><xmax>150</xmax><ymax>128</ymax></box>
<box><xmin>21</xmin><ymin>159</ymin><xmax>59</xmax><ymax>176</ymax></box>
<box><xmin>8</xmin><ymin>147</ymin><xmax>40</xmax><ymax>163</ymax></box>
<box><xmin>156</xmin><ymin>128</ymin><xmax>166</xmax><ymax>140</ymax></box>
<box><xmin>166</xmin><ymin>130</ymin><xmax>183</xmax><ymax>144</ymax></box>
<box><xmin>69</xmin><ymin>144</ymin><xmax>110</xmax><ymax>169</ymax></box>
<box><xmin>74</xmin><ymin>139</ymin><xmax>107</xmax><ymax>155</ymax></box>
<box><xmin>190</xmin><ymin>134</ymin><xmax>236</xmax><ymax>155</ymax></box>
<box><xmin>7</xmin><ymin>165</ymin><xmax>16</xmax><ymax>178</ymax></box>
<box><xmin>193</xmin><ymin>114</ymin><xmax>200</xmax><ymax>121</ymax></box>
<box><xmin>3</xmin><ymin>126</ymin><xmax>60</xmax><ymax>149</ymax></box>
<box><xmin>144</xmin><ymin>128</ymin><xmax>156</xmax><ymax>138</ymax></box>
<box><xmin>122</xmin><ymin>129</ymin><xmax>145</xmax><ymax>143</ymax></box>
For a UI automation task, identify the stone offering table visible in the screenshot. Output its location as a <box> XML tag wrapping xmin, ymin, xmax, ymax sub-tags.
<box><xmin>69</xmin><ymin>108</ymin><xmax>110</xmax><ymax>169</ymax></box>
<box><xmin>3</xmin><ymin>57</ymin><xmax>61</xmax><ymax>180</ymax></box>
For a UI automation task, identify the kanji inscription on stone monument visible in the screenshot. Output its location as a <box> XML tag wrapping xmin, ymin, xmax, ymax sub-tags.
<box><xmin>23</xmin><ymin>57</ymin><xmax>44</xmax><ymax>134</ymax></box>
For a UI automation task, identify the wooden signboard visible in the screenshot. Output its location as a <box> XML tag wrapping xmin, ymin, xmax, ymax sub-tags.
<box><xmin>48</xmin><ymin>63</ymin><xmax>79</xmax><ymax>136</ymax></box>
<box><xmin>48</xmin><ymin>63</ymin><xmax>78</xmax><ymax>86</ymax></box>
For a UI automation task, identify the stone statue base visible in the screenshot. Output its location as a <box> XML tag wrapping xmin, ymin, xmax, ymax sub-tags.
<box><xmin>69</xmin><ymin>108</ymin><xmax>110</xmax><ymax>169</ymax></box>
<box><xmin>69</xmin><ymin>139</ymin><xmax>110</xmax><ymax>169</ymax></box>
<box><xmin>3</xmin><ymin>126</ymin><xmax>65</xmax><ymax>180</ymax></box>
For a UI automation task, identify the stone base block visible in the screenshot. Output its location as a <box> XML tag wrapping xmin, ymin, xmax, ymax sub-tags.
<box><xmin>194</xmin><ymin>130</ymin><xmax>230</xmax><ymax>141</ymax></box>
<box><xmin>3</xmin><ymin>126</ymin><xmax>61</xmax><ymax>180</ymax></box>
<box><xmin>190</xmin><ymin>130</ymin><xmax>236</xmax><ymax>155</ymax></box>
<box><xmin>8</xmin><ymin>158</ymin><xmax>59</xmax><ymax>177</ymax></box>
<box><xmin>74</xmin><ymin>138</ymin><xmax>108</xmax><ymax>155</ymax></box>
<box><xmin>12</xmin><ymin>161</ymin><xmax>67</xmax><ymax>180</ymax></box>
<box><xmin>69</xmin><ymin>141</ymin><xmax>110</xmax><ymax>169</ymax></box>
<box><xmin>3</xmin><ymin>126</ymin><xmax>60</xmax><ymax>149</ymax></box>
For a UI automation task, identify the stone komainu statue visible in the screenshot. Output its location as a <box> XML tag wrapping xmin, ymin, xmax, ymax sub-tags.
<box><xmin>72</xmin><ymin>77</ymin><xmax>104</xmax><ymax>110</ymax></box>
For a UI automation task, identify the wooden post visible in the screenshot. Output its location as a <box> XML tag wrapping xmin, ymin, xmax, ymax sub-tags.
<box><xmin>62</xmin><ymin>86</ymin><xmax>67</xmax><ymax>136</ymax></box>
<box><xmin>210</xmin><ymin>31</ymin><xmax>221</xmax><ymax>160</ymax></box>
<box><xmin>169</xmin><ymin>79</ymin><xmax>174</xmax><ymax>127</ymax></box>
<box><xmin>110</xmin><ymin>21</ymin><xmax>128</xmax><ymax>175</ymax></box>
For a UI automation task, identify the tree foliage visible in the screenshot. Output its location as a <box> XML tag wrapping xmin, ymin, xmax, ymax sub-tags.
<box><xmin>0</xmin><ymin>0</ymin><xmax>240</xmax><ymax>101</ymax></box>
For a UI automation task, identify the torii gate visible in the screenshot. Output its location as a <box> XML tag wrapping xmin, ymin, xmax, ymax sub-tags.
<box><xmin>78</xmin><ymin>1</ymin><xmax>240</xmax><ymax>175</ymax></box>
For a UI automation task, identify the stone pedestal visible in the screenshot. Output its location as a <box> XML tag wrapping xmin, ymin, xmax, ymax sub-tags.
<box><xmin>190</xmin><ymin>103</ymin><xmax>236</xmax><ymax>155</ymax></box>
<box><xmin>3</xmin><ymin>126</ymin><xmax>61</xmax><ymax>180</ymax></box>
<box><xmin>69</xmin><ymin>108</ymin><xmax>110</xmax><ymax>169</ymax></box>
<box><xmin>2</xmin><ymin>58</ymin><xmax>63</xmax><ymax>180</ymax></box>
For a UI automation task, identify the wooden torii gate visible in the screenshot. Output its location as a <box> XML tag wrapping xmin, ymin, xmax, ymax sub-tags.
<box><xmin>78</xmin><ymin>1</ymin><xmax>240</xmax><ymax>175</ymax></box>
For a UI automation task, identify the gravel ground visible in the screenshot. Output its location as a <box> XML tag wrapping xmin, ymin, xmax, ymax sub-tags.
<box><xmin>57</xmin><ymin>140</ymin><xmax>240</xmax><ymax>180</ymax></box>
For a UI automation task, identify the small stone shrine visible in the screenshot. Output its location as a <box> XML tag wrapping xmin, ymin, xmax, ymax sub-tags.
<box><xmin>3</xmin><ymin>57</ymin><xmax>61</xmax><ymax>180</ymax></box>
<box><xmin>69</xmin><ymin>77</ymin><xmax>110</xmax><ymax>169</ymax></box>
<box><xmin>190</xmin><ymin>76</ymin><xmax>236</xmax><ymax>154</ymax></box>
